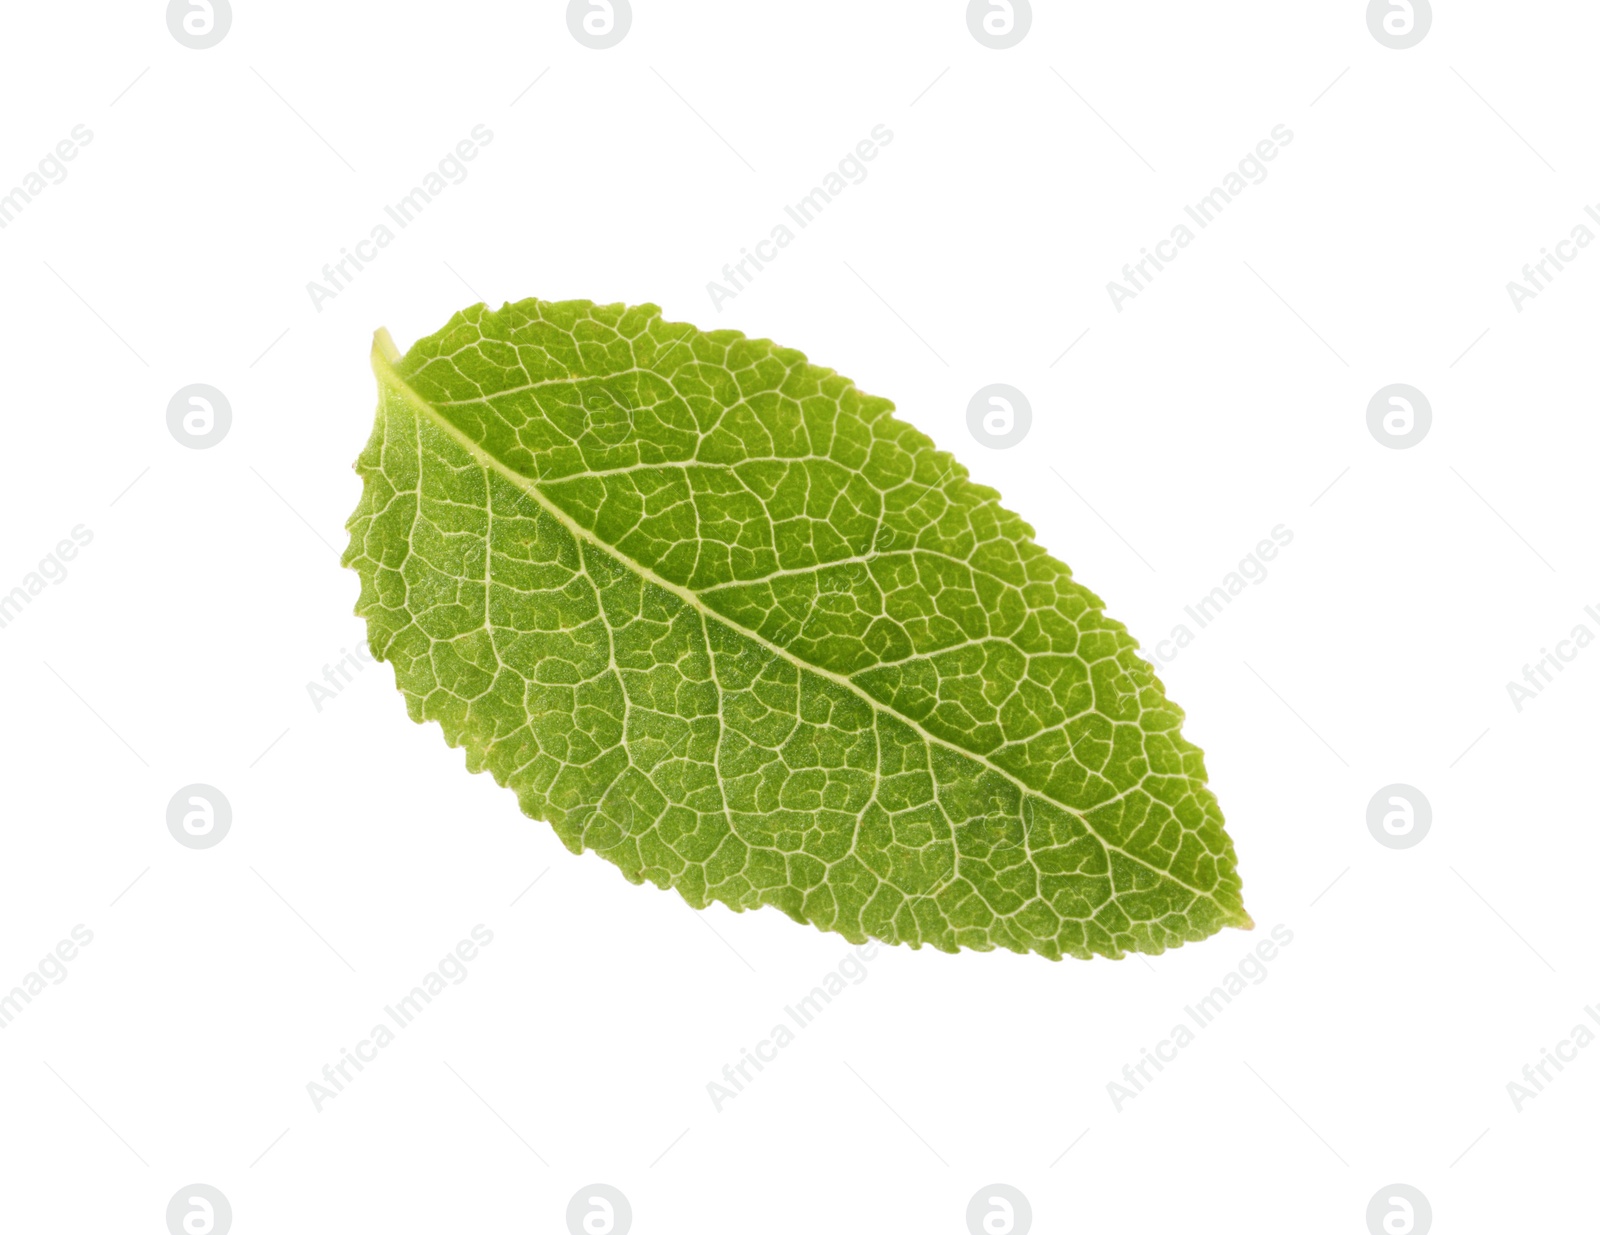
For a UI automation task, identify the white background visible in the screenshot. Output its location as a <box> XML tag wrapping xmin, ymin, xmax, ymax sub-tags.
<box><xmin>1</xmin><ymin>2</ymin><xmax>1595</xmax><ymax>1232</ymax></box>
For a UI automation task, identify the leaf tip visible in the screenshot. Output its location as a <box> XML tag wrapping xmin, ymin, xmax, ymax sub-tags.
<box><xmin>371</xmin><ymin>326</ymin><xmax>402</xmax><ymax>370</ymax></box>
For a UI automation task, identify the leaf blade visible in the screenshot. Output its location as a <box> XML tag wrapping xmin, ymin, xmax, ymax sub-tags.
<box><xmin>345</xmin><ymin>300</ymin><xmax>1250</xmax><ymax>960</ymax></box>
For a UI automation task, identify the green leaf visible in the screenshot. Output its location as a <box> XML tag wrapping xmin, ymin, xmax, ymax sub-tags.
<box><xmin>343</xmin><ymin>298</ymin><xmax>1250</xmax><ymax>960</ymax></box>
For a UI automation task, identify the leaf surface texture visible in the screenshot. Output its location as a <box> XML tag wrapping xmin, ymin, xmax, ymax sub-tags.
<box><xmin>344</xmin><ymin>298</ymin><xmax>1249</xmax><ymax>960</ymax></box>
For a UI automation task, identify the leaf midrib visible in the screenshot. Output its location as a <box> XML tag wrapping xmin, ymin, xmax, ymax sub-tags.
<box><xmin>371</xmin><ymin>333</ymin><xmax>1240</xmax><ymax>921</ymax></box>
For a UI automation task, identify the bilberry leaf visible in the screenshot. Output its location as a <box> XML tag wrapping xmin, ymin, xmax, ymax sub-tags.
<box><xmin>344</xmin><ymin>298</ymin><xmax>1250</xmax><ymax>960</ymax></box>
